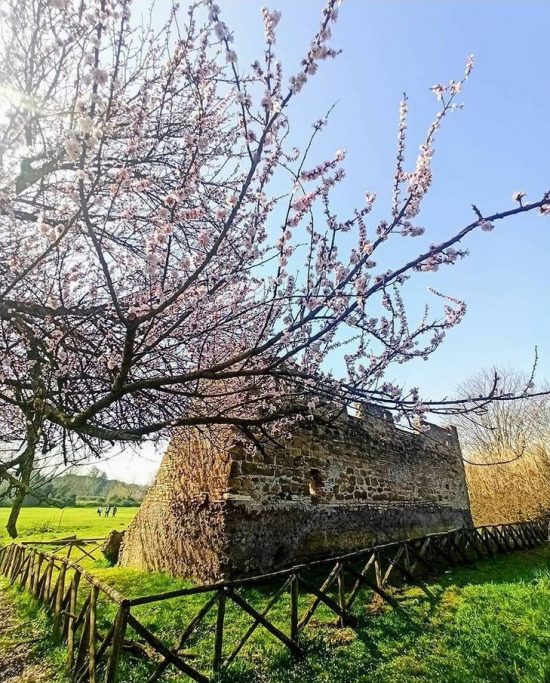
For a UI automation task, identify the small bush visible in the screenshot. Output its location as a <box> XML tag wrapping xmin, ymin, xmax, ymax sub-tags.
<box><xmin>25</xmin><ymin>520</ymin><xmax>57</xmax><ymax>535</ymax></box>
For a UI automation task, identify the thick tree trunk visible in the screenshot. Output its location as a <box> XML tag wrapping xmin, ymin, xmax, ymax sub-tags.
<box><xmin>5</xmin><ymin>418</ymin><xmax>41</xmax><ymax>539</ymax></box>
<box><xmin>6</xmin><ymin>487</ymin><xmax>27</xmax><ymax>539</ymax></box>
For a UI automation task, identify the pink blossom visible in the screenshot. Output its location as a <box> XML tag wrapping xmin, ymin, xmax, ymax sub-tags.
<box><xmin>430</xmin><ymin>84</ymin><xmax>446</xmax><ymax>101</ymax></box>
<box><xmin>197</xmin><ymin>231</ymin><xmax>210</xmax><ymax>246</ymax></box>
<box><xmin>261</xmin><ymin>7</ymin><xmax>282</xmax><ymax>44</ymax></box>
<box><xmin>92</xmin><ymin>69</ymin><xmax>109</xmax><ymax>86</ymax></box>
<box><xmin>63</xmin><ymin>135</ymin><xmax>81</xmax><ymax>162</ymax></box>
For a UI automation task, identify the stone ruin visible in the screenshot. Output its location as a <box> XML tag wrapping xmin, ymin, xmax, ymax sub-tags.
<box><xmin>119</xmin><ymin>405</ymin><xmax>472</xmax><ymax>581</ymax></box>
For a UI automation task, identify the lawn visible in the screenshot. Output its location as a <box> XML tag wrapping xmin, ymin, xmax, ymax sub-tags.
<box><xmin>0</xmin><ymin>505</ymin><xmax>139</xmax><ymax>542</ymax></box>
<box><xmin>105</xmin><ymin>546</ymin><xmax>550</xmax><ymax>683</ymax></box>
<box><xmin>1</xmin><ymin>515</ymin><xmax>549</xmax><ymax>683</ymax></box>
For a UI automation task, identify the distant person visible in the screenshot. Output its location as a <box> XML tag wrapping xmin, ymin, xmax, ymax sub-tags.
<box><xmin>112</xmin><ymin>506</ymin><xmax>118</xmax><ymax>518</ymax></box>
<box><xmin>97</xmin><ymin>506</ymin><xmax>102</xmax><ymax>517</ymax></box>
<box><xmin>105</xmin><ymin>504</ymin><xmax>110</xmax><ymax>517</ymax></box>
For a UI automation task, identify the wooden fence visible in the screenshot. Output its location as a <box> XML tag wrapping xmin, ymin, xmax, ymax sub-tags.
<box><xmin>0</xmin><ymin>520</ymin><xmax>547</xmax><ymax>683</ymax></box>
<box><xmin>0</xmin><ymin>537</ymin><xmax>127</xmax><ymax>683</ymax></box>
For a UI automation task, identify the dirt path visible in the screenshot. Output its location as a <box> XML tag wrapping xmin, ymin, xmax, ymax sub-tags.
<box><xmin>0</xmin><ymin>579</ymin><xmax>55</xmax><ymax>683</ymax></box>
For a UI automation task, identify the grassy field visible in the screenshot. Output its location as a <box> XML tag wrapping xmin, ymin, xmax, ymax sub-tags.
<box><xmin>0</xmin><ymin>505</ymin><xmax>138</xmax><ymax>542</ymax></box>
<box><xmin>1</xmin><ymin>507</ymin><xmax>549</xmax><ymax>683</ymax></box>
<box><xmin>100</xmin><ymin>546</ymin><xmax>550</xmax><ymax>683</ymax></box>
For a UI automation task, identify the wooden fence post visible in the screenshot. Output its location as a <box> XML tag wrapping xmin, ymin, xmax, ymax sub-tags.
<box><xmin>290</xmin><ymin>573</ymin><xmax>299</xmax><ymax>642</ymax></box>
<box><xmin>337</xmin><ymin>564</ymin><xmax>346</xmax><ymax>628</ymax></box>
<box><xmin>9</xmin><ymin>546</ymin><xmax>23</xmax><ymax>584</ymax></box>
<box><xmin>88</xmin><ymin>585</ymin><xmax>99</xmax><ymax>683</ymax></box>
<box><xmin>4</xmin><ymin>545</ymin><xmax>17</xmax><ymax>579</ymax></box>
<box><xmin>73</xmin><ymin>603</ymin><xmax>91</xmax><ymax>681</ymax></box>
<box><xmin>32</xmin><ymin>552</ymin><xmax>44</xmax><ymax>596</ymax></box>
<box><xmin>20</xmin><ymin>550</ymin><xmax>32</xmax><ymax>588</ymax></box>
<box><xmin>67</xmin><ymin>571</ymin><xmax>82</xmax><ymax>669</ymax></box>
<box><xmin>53</xmin><ymin>562</ymin><xmax>66</xmax><ymax>635</ymax></box>
<box><xmin>213</xmin><ymin>589</ymin><xmax>226</xmax><ymax>672</ymax></box>
<box><xmin>104</xmin><ymin>602</ymin><xmax>129</xmax><ymax>683</ymax></box>
<box><xmin>39</xmin><ymin>557</ymin><xmax>53</xmax><ymax>602</ymax></box>
<box><xmin>1</xmin><ymin>545</ymin><xmax>13</xmax><ymax>574</ymax></box>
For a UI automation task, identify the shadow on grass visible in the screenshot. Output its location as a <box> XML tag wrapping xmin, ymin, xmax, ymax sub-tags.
<box><xmin>215</xmin><ymin>545</ymin><xmax>550</xmax><ymax>683</ymax></box>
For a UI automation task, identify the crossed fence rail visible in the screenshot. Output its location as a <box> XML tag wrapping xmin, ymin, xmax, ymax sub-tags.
<box><xmin>0</xmin><ymin>519</ymin><xmax>547</xmax><ymax>683</ymax></box>
<box><xmin>19</xmin><ymin>537</ymin><xmax>106</xmax><ymax>562</ymax></box>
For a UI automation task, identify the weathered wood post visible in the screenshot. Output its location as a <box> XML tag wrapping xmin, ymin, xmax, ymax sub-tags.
<box><xmin>103</xmin><ymin>601</ymin><xmax>129</xmax><ymax>683</ymax></box>
<box><xmin>39</xmin><ymin>557</ymin><xmax>53</xmax><ymax>602</ymax></box>
<box><xmin>290</xmin><ymin>573</ymin><xmax>299</xmax><ymax>642</ymax></box>
<box><xmin>1</xmin><ymin>545</ymin><xmax>13</xmax><ymax>574</ymax></box>
<box><xmin>337</xmin><ymin>563</ymin><xmax>346</xmax><ymax>628</ymax></box>
<box><xmin>9</xmin><ymin>545</ymin><xmax>23</xmax><ymax>584</ymax></box>
<box><xmin>32</xmin><ymin>551</ymin><xmax>44</xmax><ymax>596</ymax></box>
<box><xmin>53</xmin><ymin>562</ymin><xmax>67</xmax><ymax>635</ymax></box>
<box><xmin>0</xmin><ymin>546</ymin><xmax>6</xmax><ymax>572</ymax></box>
<box><xmin>67</xmin><ymin>571</ymin><xmax>82</xmax><ymax>669</ymax></box>
<box><xmin>20</xmin><ymin>549</ymin><xmax>33</xmax><ymax>588</ymax></box>
<box><xmin>88</xmin><ymin>585</ymin><xmax>99</xmax><ymax>683</ymax></box>
<box><xmin>5</xmin><ymin>545</ymin><xmax>18</xmax><ymax>579</ymax></box>
<box><xmin>213</xmin><ymin>588</ymin><xmax>226</xmax><ymax>672</ymax></box>
<box><xmin>73</xmin><ymin>602</ymin><xmax>91</xmax><ymax>681</ymax></box>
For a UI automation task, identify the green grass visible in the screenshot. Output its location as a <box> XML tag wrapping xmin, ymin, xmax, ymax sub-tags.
<box><xmin>1</xmin><ymin>510</ymin><xmax>549</xmax><ymax>682</ymax></box>
<box><xmin>0</xmin><ymin>505</ymin><xmax>138</xmax><ymax>542</ymax></box>
<box><xmin>215</xmin><ymin>548</ymin><xmax>550</xmax><ymax>683</ymax></box>
<box><xmin>0</xmin><ymin>575</ymin><xmax>70</xmax><ymax>683</ymax></box>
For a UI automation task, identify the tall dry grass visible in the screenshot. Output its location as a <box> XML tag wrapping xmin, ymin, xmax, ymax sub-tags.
<box><xmin>465</xmin><ymin>445</ymin><xmax>550</xmax><ymax>526</ymax></box>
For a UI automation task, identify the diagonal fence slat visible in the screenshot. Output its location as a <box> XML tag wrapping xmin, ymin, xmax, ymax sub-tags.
<box><xmin>297</xmin><ymin>561</ymin><xmax>341</xmax><ymax>631</ymax></box>
<box><xmin>223</xmin><ymin>577</ymin><xmax>291</xmax><ymax>668</ymax></box>
<box><xmin>147</xmin><ymin>592</ymin><xmax>219</xmax><ymax>683</ymax></box>
<box><xmin>226</xmin><ymin>587</ymin><xmax>304</xmax><ymax>657</ymax></box>
<box><xmin>344</xmin><ymin>564</ymin><xmax>402</xmax><ymax>611</ymax></box>
<box><xmin>345</xmin><ymin>551</ymin><xmax>376</xmax><ymax>610</ymax></box>
<box><xmin>297</xmin><ymin>574</ymin><xmax>356</xmax><ymax>627</ymax></box>
<box><xmin>126</xmin><ymin>613</ymin><xmax>209</xmax><ymax>683</ymax></box>
<box><xmin>379</xmin><ymin>549</ymin><xmax>434</xmax><ymax>600</ymax></box>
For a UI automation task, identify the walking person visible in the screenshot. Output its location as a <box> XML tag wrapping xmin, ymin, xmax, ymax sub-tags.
<box><xmin>97</xmin><ymin>506</ymin><xmax>102</xmax><ymax>517</ymax></box>
<box><xmin>112</xmin><ymin>505</ymin><xmax>118</xmax><ymax>518</ymax></box>
<box><xmin>105</xmin><ymin>504</ymin><xmax>110</xmax><ymax>517</ymax></box>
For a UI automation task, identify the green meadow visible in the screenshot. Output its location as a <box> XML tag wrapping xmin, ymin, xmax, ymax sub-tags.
<box><xmin>0</xmin><ymin>505</ymin><xmax>138</xmax><ymax>542</ymax></box>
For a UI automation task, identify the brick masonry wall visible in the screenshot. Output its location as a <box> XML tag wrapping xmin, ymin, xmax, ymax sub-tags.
<box><xmin>119</xmin><ymin>407</ymin><xmax>472</xmax><ymax>580</ymax></box>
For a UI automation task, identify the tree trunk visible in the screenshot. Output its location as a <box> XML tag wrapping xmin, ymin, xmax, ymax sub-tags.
<box><xmin>6</xmin><ymin>417</ymin><xmax>41</xmax><ymax>539</ymax></box>
<box><xmin>6</xmin><ymin>488</ymin><xmax>27</xmax><ymax>539</ymax></box>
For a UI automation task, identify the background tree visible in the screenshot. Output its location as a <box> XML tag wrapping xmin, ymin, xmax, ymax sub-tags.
<box><xmin>452</xmin><ymin>368</ymin><xmax>550</xmax><ymax>463</ymax></box>
<box><xmin>0</xmin><ymin>0</ymin><xmax>548</xmax><ymax>535</ymax></box>
<box><xmin>452</xmin><ymin>368</ymin><xmax>550</xmax><ymax>525</ymax></box>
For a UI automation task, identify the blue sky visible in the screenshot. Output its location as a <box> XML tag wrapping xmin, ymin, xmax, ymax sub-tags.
<box><xmin>103</xmin><ymin>0</ymin><xmax>550</xmax><ymax>483</ymax></box>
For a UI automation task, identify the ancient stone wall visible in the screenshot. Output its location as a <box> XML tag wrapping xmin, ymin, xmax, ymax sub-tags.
<box><xmin>228</xmin><ymin>412</ymin><xmax>467</xmax><ymax>507</ymax></box>
<box><xmin>118</xmin><ymin>428</ymin><xmax>235</xmax><ymax>578</ymax></box>
<box><xmin>119</xmin><ymin>408</ymin><xmax>472</xmax><ymax>581</ymax></box>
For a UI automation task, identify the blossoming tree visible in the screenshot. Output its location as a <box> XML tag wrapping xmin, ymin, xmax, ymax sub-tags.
<box><xmin>0</xmin><ymin>0</ymin><xmax>548</xmax><ymax>535</ymax></box>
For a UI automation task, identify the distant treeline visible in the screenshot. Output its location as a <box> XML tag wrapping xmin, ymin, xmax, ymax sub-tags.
<box><xmin>0</xmin><ymin>469</ymin><xmax>149</xmax><ymax>507</ymax></box>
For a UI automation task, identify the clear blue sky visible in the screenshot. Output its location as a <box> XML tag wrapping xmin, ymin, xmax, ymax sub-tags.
<box><xmin>103</xmin><ymin>0</ymin><xmax>550</xmax><ymax>483</ymax></box>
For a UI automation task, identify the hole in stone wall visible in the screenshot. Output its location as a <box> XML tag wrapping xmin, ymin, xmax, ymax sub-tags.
<box><xmin>309</xmin><ymin>468</ymin><xmax>324</xmax><ymax>501</ymax></box>
<box><xmin>272</xmin><ymin>545</ymin><xmax>287</xmax><ymax>567</ymax></box>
